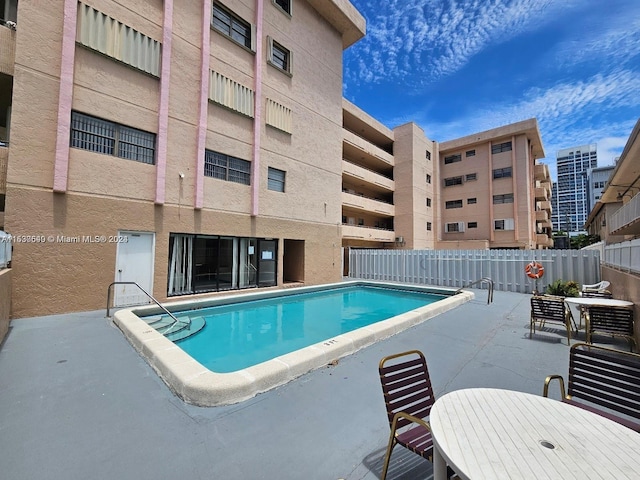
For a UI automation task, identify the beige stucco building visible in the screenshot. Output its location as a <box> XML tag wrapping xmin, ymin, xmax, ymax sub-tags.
<box><xmin>341</xmin><ymin>105</ymin><xmax>551</xmax><ymax>253</ymax></box>
<box><xmin>1</xmin><ymin>0</ymin><xmax>553</xmax><ymax>318</ymax></box>
<box><xmin>2</xmin><ymin>0</ymin><xmax>365</xmax><ymax>317</ymax></box>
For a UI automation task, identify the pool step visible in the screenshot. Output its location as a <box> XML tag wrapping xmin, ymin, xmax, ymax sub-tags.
<box><xmin>166</xmin><ymin>316</ymin><xmax>206</xmax><ymax>342</ymax></box>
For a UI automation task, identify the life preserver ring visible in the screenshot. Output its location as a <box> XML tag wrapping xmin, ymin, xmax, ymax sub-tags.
<box><xmin>525</xmin><ymin>261</ymin><xmax>544</xmax><ymax>279</ymax></box>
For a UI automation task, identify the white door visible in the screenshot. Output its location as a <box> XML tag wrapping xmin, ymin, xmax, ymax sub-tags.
<box><xmin>114</xmin><ymin>231</ymin><xmax>155</xmax><ymax>307</ymax></box>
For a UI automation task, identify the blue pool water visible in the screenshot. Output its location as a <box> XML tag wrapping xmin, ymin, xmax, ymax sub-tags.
<box><xmin>154</xmin><ymin>285</ymin><xmax>445</xmax><ymax>373</ymax></box>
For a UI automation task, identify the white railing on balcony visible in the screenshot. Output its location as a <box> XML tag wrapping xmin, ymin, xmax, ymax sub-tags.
<box><xmin>603</xmin><ymin>238</ymin><xmax>640</xmax><ymax>275</ymax></box>
<box><xmin>609</xmin><ymin>192</ymin><xmax>640</xmax><ymax>233</ymax></box>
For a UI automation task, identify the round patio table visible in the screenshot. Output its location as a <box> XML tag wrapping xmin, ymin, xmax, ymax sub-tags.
<box><xmin>430</xmin><ymin>388</ymin><xmax>640</xmax><ymax>480</ymax></box>
<box><xmin>564</xmin><ymin>297</ymin><xmax>633</xmax><ymax>331</ymax></box>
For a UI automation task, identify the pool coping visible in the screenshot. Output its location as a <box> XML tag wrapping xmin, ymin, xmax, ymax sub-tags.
<box><xmin>113</xmin><ymin>281</ymin><xmax>474</xmax><ymax>406</ymax></box>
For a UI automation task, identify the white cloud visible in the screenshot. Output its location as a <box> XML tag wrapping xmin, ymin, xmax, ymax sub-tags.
<box><xmin>345</xmin><ymin>0</ymin><xmax>569</xmax><ymax>87</ymax></box>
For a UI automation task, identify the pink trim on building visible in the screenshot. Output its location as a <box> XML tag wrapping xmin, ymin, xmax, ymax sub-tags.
<box><xmin>53</xmin><ymin>0</ymin><xmax>78</xmax><ymax>193</ymax></box>
<box><xmin>194</xmin><ymin>0</ymin><xmax>212</xmax><ymax>209</ymax></box>
<box><xmin>511</xmin><ymin>135</ymin><xmax>519</xmax><ymax>240</ymax></box>
<box><xmin>155</xmin><ymin>0</ymin><xmax>174</xmax><ymax>205</ymax></box>
<box><xmin>251</xmin><ymin>0</ymin><xmax>264</xmax><ymax>217</ymax></box>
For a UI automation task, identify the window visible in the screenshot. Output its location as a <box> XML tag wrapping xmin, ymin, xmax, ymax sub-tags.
<box><xmin>491</xmin><ymin>141</ymin><xmax>512</xmax><ymax>154</ymax></box>
<box><xmin>273</xmin><ymin>0</ymin><xmax>291</xmax><ymax>14</ymax></box>
<box><xmin>467</xmin><ymin>197</ymin><xmax>477</xmax><ymax>205</ymax></box>
<box><xmin>493</xmin><ymin>193</ymin><xmax>514</xmax><ymax>204</ymax></box>
<box><xmin>444</xmin><ymin>176</ymin><xmax>463</xmax><ymax>187</ymax></box>
<box><xmin>466</xmin><ymin>173</ymin><xmax>477</xmax><ymax>181</ymax></box>
<box><xmin>426</xmin><ymin>174</ymin><xmax>432</xmax><ymax>184</ymax></box>
<box><xmin>493</xmin><ymin>167</ymin><xmax>512</xmax><ymax>179</ymax></box>
<box><xmin>468</xmin><ymin>222</ymin><xmax>477</xmax><ymax>229</ymax></box>
<box><xmin>268</xmin><ymin>37</ymin><xmax>292</xmax><ymax>74</ymax></box>
<box><xmin>204</xmin><ymin>150</ymin><xmax>251</xmax><ymax>185</ymax></box>
<box><xmin>494</xmin><ymin>218</ymin><xmax>515</xmax><ymax>230</ymax></box>
<box><xmin>465</xmin><ymin>149</ymin><xmax>476</xmax><ymax>157</ymax></box>
<box><xmin>444</xmin><ymin>154</ymin><xmax>462</xmax><ymax>164</ymax></box>
<box><xmin>446</xmin><ymin>200</ymin><xmax>463</xmax><ymax>209</ymax></box>
<box><xmin>70</xmin><ymin>111</ymin><xmax>155</xmax><ymax>164</ymax></box>
<box><xmin>426</xmin><ymin>197</ymin><xmax>432</xmax><ymax>207</ymax></box>
<box><xmin>426</xmin><ymin>222</ymin><xmax>432</xmax><ymax>231</ymax></box>
<box><xmin>445</xmin><ymin>222</ymin><xmax>464</xmax><ymax>233</ymax></box>
<box><xmin>268</xmin><ymin>167</ymin><xmax>286</xmax><ymax>192</ymax></box>
<box><xmin>358</xmin><ymin>218</ymin><xmax>364</xmax><ymax>226</ymax></box>
<box><xmin>212</xmin><ymin>3</ymin><xmax>252</xmax><ymax>49</ymax></box>
<box><xmin>426</xmin><ymin>150</ymin><xmax>431</xmax><ymax>160</ymax></box>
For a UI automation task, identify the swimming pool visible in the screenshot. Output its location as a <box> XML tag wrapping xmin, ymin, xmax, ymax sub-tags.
<box><xmin>114</xmin><ymin>281</ymin><xmax>473</xmax><ymax>406</ymax></box>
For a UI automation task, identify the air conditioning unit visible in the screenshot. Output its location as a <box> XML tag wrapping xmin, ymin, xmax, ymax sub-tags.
<box><xmin>395</xmin><ymin>236</ymin><xmax>404</xmax><ymax>244</ymax></box>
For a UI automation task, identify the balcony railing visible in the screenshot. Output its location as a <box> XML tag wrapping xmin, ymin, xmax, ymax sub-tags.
<box><xmin>341</xmin><ymin>191</ymin><xmax>395</xmax><ymax>217</ymax></box>
<box><xmin>0</xmin><ymin>22</ymin><xmax>16</xmax><ymax>75</ymax></box>
<box><xmin>341</xmin><ymin>224</ymin><xmax>395</xmax><ymax>242</ymax></box>
<box><xmin>343</xmin><ymin>129</ymin><xmax>394</xmax><ymax>166</ymax></box>
<box><xmin>0</xmin><ymin>145</ymin><xmax>7</xmax><ymax>194</ymax></box>
<box><xmin>342</xmin><ymin>160</ymin><xmax>394</xmax><ymax>192</ymax></box>
<box><xmin>609</xmin><ymin>192</ymin><xmax>640</xmax><ymax>235</ymax></box>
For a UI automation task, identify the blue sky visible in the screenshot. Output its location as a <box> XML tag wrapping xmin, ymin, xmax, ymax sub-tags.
<box><xmin>343</xmin><ymin>0</ymin><xmax>640</xmax><ymax>180</ymax></box>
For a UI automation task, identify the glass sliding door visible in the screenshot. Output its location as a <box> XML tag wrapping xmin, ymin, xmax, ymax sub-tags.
<box><xmin>239</xmin><ymin>238</ymin><xmax>258</xmax><ymax>288</ymax></box>
<box><xmin>258</xmin><ymin>239</ymin><xmax>277</xmax><ymax>287</ymax></box>
<box><xmin>193</xmin><ymin>235</ymin><xmax>219</xmax><ymax>293</ymax></box>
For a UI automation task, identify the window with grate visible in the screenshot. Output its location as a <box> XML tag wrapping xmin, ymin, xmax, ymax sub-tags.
<box><xmin>491</xmin><ymin>141</ymin><xmax>512</xmax><ymax>154</ymax></box>
<box><xmin>426</xmin><ymin>150</ymin><xmax>431</xmax><ymax>160</ymax></box>
<box><xmin>466</xmin><ymin>173</ymin><xmax>477</xmax><ymax>181</ymax></box>
<box><xmin>426</xmin><ymin>197</ymin><xmax>432</xmax><ymax>207</ymax></box>
<box><xmin>445</xmin><ymin>222</ymin><xmax>464</xmax><ymax>233</ymax></box>
<box><xmin>268</xmin><ymin>167</ymin><xmax>286</xmax><ymax>192</ymax></box>
<box><xmin>467</xmin><ymin>197</ymin><xmax>477</xmax><ymax>204</ymax></box>
<box><xmin>494</xmin><ymin>218</ymin><xmax>514</xmax><ymax>230</ymax></box>
<box><xmin>493</xmin><ymin>193</ymin><xmax>514</xmax><ymax>204</ymax></box>
<box><xmin>468</xmin><ymin>222</ymin><xmax>478</xmax><ymax>228</ymax></box>
<box><xmin>204</xmin><ymin>150</ymin><xmax>251</xmax><ymax>185</ymax></box>
<box><xmin>444</xmin><ymin>176</ymin><xmax>463</xmax><ymax>187</ymax></box>
<box><xmin>444</xmin><ymin>154</ymin><xmax>462</xmax><ymax>164</ymax></box>
<box><xmin>465</xmin><ymin>149</ymin><xmax>476</xmax><ymax>157</ymax></box>
<box><xmin>493</xmin><ymin>167</ymin><xmax>512</xmax><ymax>179</ymax></box>
<box><xmin>426</xmin><ymin>222</ymin><xmax>432</xmax><ymax>231</ymax></box>
<box><xmin>269</xmin><ymin>37</ymin><xmax>291</xmax><ymax>74</ymax></box>
<box><xmin>70</xmin><ymin>111</ymin><xmax>155</xmax><ymax>164</ymax></box>
<box><xmin>212</xmin><ymin>3</ymin><xmax>252</xmax><ymax>49</ymax></box>
<box><xmin>426</xmin><ymin>173</ymin><xmax>432</xmax><ymax>184</ymax></box>
<box><xmin>445</xmin><ymin>200</ymin><xmax>463</xmax><ymax>209</ymax></box>
<box><xmin>273</xmin><ymin>0</ymin><xmax>291</xmax><ymax>14</ymax></box>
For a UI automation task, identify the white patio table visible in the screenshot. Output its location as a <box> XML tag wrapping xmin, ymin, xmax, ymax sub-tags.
<box><xmin>430</xmin><ymin>388</ymin><xmax>640</xmax><ymax>480</ymax></box>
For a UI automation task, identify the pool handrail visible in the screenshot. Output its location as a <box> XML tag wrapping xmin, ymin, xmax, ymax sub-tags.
<box><xmin>106</xmin><ymin>282</ymin><xmax>189</xmax><ymax>333</ymax></box>
<box><xmin>455</xmin><ymin>277</ymin><xmax>494</xmax><ymax>304</ymax></box>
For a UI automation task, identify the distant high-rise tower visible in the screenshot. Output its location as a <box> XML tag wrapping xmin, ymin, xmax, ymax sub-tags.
<box><xmin>553</xmin><ymin>144</ymin><xmax>597</xmax><ymax>232</ymax></box>
<box><xmin>586</xmin><ymin>165</ymin><xmax>615</xmax><ymax>213</ymax></box>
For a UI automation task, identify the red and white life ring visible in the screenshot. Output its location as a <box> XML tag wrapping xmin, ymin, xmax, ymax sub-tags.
<box><xmin>525</xmin><ymin>261</ymin><xmax>544</xmax><ymax>279</ymax></box>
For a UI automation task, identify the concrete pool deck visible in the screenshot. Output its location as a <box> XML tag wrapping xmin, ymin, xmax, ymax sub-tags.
<box><xmin>0</xmin><ymin>288</ymin><xmax>629</xmax><ymax>480</ymax></box>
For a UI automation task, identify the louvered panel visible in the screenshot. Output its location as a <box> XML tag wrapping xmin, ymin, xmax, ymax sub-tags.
<box><xmin>209</xmin><ymin>71</ymin><xmax>254</xmax><ymax>117</ymax></box>
<box><xmin>76</xmin><ymin>3</ymin><xmax>161</xmax><ymax>77</ymax></box>
<box><xmin>266</xmin><ymin>98</ymin><xmax>292</xmax><ymax>134</ymax></box>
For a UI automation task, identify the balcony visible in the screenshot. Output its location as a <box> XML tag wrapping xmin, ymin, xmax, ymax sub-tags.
<box><xmin>343</xmin><ymin>128</ymin><xmax>394</xmax><ymax>172</ymax></box>
<box><xmin>0</xmin><ymin>145</ymin><xmax>7</xmax><ymax>194</ymax></box>
<box><xmin>536</xmin><ymin>234</ymin><xmax>553</xmax><ymax>248</ymax></box>
<box><xmin>534</xmin><ymin>163</ymin><xmax>549</xmax><ymax>182</ymax></box>
<box><xmin>534</xmin><ymin>187</ymin><xmax>549</xmax><ymax>201</ymax></box>
<box><xmin>342</xmin><ymin>160</ymin><xmax>394</xmax><ymax>193</ymax></box>
<box><xmin>0</xmin><ymin>23</ymin><xmax>16</xmax><ymax>76</ymax></box>
<box><xmin>341</xmin><ymin>224</ymin><xmax>395</xmax><ymax>243</ymax></box>
<box><xmin>537</xmin><ymin>200</ymin><xmax>552</xmax><ymax>212</ymax></box>
<box><xmin>609</xmin><ymin>192</ymin><xmax>640</xmax><ymax>235</ymax></box>
<box><xmin>341</xmin><ymin>191</ymin><xmax>395</xmax><ymax>217</ymax></box>
<box><xmin>535</xmin><ymin>210</ymin><xmax>549</xmax><ymax>223</ymax></box>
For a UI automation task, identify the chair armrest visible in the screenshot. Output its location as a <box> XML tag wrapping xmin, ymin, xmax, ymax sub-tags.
<box><xmin>543</xmin><ymin>375</ymin><xmax>566</xmax><ymax>399</ymax></box>
<box><xmin>390</xmin><ymin>411</ymin><xmax>431</xmax><ymax>434</ymax></box>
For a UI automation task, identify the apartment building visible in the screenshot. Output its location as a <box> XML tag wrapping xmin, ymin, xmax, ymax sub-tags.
<box><xmin>587</xmin><ymin>165</ymin><xmax>615</xmax><ymax>213</ymax></box>
<box><xmin>3</xmin><ymin>0</ymin><xmax>365</xmax><ymax>317</ymax></box>
<box><xmin>340</xmin><ymin>106</ymin><xmax>551</xmax><ymax>252</ymax></box>
<box><xmin>437</xmin><ymin>120</ymin><xmax>550</xmax><ymax>249</ymax></box>
<box><xmin>553</xmin><ymin>143</ymin><xmax>598</xmax><ymax>232</ymax></box>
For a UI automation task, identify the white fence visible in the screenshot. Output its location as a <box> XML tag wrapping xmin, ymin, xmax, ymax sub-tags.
<box><xmin>603</xmin><ymin>238</ymin><xmax>640</xmax><ymax>275</ymax></box>
<box><xmin>348</xmin><ymin>249</ymin><xmax>601</xmax><ymax>294</ymax></box>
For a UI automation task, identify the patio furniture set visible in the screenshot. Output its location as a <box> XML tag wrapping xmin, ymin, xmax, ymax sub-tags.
<box><xmin>376</xmin><ymin>280</ymin><xmax>640</xmax><ymax>479</ymax></box>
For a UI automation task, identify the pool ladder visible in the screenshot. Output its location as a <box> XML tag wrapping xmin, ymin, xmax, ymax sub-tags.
<box><xmin>455</xmin><ymin>277</ymin><xmax>494</xmax><ymax>304</ymax></box>
<box><xmin>106</xmin><ymin>281</ymin><xmax>190</xmax><ymax>335</ymax></box>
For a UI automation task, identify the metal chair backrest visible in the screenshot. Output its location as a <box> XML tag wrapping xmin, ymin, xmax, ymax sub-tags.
<box><xmin>379</xmin><ymin>350</ymin><xmax>435</xmax><ymax>430</ymax></box>
<box><xmin>531</xmin><ymin>295</ymin><xmax>566</xmax><ymax>321</ymax></box>
<box><xmin>568</xmin><ymin>343</ymin><xmax>640</xmax><ymax>422</ymax></box>
<box><xmin>588</xmin><ymin>306</ymin><xmax>634</xmax><ymax>337</ymax></box>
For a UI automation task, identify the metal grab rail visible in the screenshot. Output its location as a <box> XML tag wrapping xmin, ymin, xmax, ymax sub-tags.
<box><xmin>455</xmin><ymin>277</ymin><xmax>494</xmax><ymax>304</ymax></box>
<box><xmin>106</xmin><ymin>282</ymin><xmax>188</xmax><ymax>332</ymax></box>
